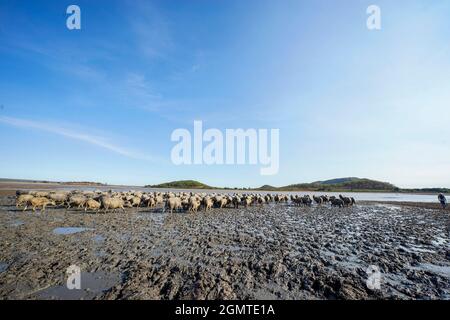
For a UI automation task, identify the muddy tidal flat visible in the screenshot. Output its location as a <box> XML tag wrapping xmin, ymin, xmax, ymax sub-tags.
<box><xmin>0</xmin><ymin>196</ymin><xmax>449</xmax><ymax>300</ymax></box>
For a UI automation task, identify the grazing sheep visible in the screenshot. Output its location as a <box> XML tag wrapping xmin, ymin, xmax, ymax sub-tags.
<box><xmin>16</xmin><ymin>194</ymin><xmax>34</xmax><ymax>208</ymax></box>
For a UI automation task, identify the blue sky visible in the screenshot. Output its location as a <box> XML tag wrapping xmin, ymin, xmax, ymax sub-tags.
<box><xmin>0</xmin><ymin>0</ymin><xmax>449</xmax><ymax>188</ymax></box>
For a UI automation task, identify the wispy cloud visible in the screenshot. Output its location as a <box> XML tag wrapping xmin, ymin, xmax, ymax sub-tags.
<box><xmin>0</xmin><ymin>116</ymin><xmax>155</xmax><ymax>161</ymax></box>
<box><xmin>126</xmin><ymin>0</ymin><xmax>174</xmax><ymax>59</ymax></box>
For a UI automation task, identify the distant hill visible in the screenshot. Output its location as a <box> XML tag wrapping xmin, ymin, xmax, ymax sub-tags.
<box><xmin>147</xmin><ymin>178</ymin><xmax>399</xmax><ymax>192</ymax></box>
<box><xmin>313</xmin><ymin>177</ymin><xmax>359</xmax><ymax>185</ymax></box>
<box><xmin>146</xmin><ymin>180</ymin><xmax>214</xmax><ymax>189</ymax></box>
<box><xmin>402</xmin><ymin>187</ymin><xmax>450</xmax><ymax>194</ymax></box>
<box><xmin>258</xmin><ymin>185</ymin><xmax>278</xmax><ymax>191</ymax></box>
<box><xmin>259</xmin><ymin>177</ymin><xmax>399</xmax><ymax>192</ymax></box>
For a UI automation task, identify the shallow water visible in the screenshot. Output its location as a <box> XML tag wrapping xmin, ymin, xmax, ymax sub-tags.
<box><xmin>53</xmin><ymin>227</ymin><xmax>92</xmax><ymax>235</ymax></box>
<box><xmin>37</xmin><ymin>271</ymin><xmax>120</xmax><ymax>299</ymax></box>
<box><xmin>0</xmin><ymin>262</ymin><xmax>8</xmax><ymax>273</ymax></box>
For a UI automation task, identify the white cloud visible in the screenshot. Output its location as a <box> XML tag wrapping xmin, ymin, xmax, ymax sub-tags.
<box><xmin>0</xmin><ymin>116</ymin><xmax>155</xmax><ymax>161</ymax></box>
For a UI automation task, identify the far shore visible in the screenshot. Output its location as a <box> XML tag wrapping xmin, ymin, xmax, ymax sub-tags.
<box><xmin>0</xmin><ymin>180</ymin><xmax>448</xmax><ymax>195</ymax></box>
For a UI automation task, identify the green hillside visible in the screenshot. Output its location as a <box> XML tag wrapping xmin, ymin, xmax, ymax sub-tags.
<box><xmin>146</xmin><ymin>180</ymin><xmax>214</xmax><ymax>189</ymax></box>
<box><xmin>276</xmin><ymin>177</ymin><xmax>398</xmax><ymax>192</ymax></box>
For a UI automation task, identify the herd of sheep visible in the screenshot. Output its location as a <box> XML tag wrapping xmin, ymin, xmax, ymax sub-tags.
<box><xmin>15</xmin><ymin>190</ymin><xmax>356</xmax><ymax>213</ymax></box>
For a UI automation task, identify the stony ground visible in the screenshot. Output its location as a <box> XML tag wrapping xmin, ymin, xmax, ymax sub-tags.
<box><xmin>0</xmin><ymin>195</ymin><xmax>448</xmax><ymax>300</ymax></box>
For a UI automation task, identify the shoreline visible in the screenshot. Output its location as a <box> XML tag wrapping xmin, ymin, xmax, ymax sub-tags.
<box><xmin>1</xmin><ymin>180</ymin><xmax>448</xmax><ymax>196</ymax></box>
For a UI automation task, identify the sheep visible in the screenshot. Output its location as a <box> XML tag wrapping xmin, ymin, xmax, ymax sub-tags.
<box><xmin>339</xmin><ymin>195</ymin><xmax>353</xmax><ymax>207</ymax></box>
<box><xmin>242</xmin><ymin>196</ymin><xmax>252</xmax><ymax>208</ymax></box>
<box><xmin>257</xmin><ymin>196</ymin><xmax>266</xmax><ymax>206</ymax></box>
<box><xmin>67</xmin><ymin>195</ymin><xmax>87</xmax><ymax>209</ymax></box>
<box><xmin>203</xmin><ymin>196</ymin><xmax>214</xmax><ymax>211</ymax></box>
<box><xmin>100</xmin><ymin>196</ymin><xmax>125</xmax><ymax>213</ymax></box>
<box><xmin>232</xmin><ymin>195</ymin><xmax>240</xmax><ymax>209</ymax></box>
<box><xmin>84</xmin><ymin>199</ymin><xmax>101</xmax><ymax>213</ymax></box>
<box><xmin>33</xmin><ymin>191</ymin><xmax>50</xmax><ymax>198</ymax></box>
<box><xmin>330</xmin><ymin>198</ymin><xmax>344</xmax><ymax>208</ymax></box>
<box><xmin>49</xmin><ymin>192</ymin><xmax>68</xmax><ymax>205</ymax></box>
<box><xmin>166</xmin><ymin>197</ymin><xmax>182</xmax><ymax>213</ymax></box>
<box><xmin>146</xmin><ymin>197</ymin><xmax>156</xmax><ymax>208</ymax></box>
<box><xmin>28</xmin><ymin>197</ymin><xmax>56</xmax><ymax>212</ymax></box>
<box><xmin>302</xmin><ymin>195</ymin><xmax>313</xmax><ymax>206</ymax></box>
<box><xmin>313</xmin><ymin>195</ymin><xmax>323</xmax><ymax>205</ymax></box>
<box><xmin>16</xmin><ymin>194</ymin><xmax>34</xmax><ymax>208</ymax></box>
<box><xmin>218</xmin><ymin>197</ymin><xmax>228</xmax><ymax>208</ymax></box>
<box><xmin>130</xmin><ymin>196</ymin><xmax>141</xmax><ymax>208</ymax></box>
<box><xmin>188</xmin><ymin>196</ymin><xmax>201</xmax><ymax>213</ymax></box>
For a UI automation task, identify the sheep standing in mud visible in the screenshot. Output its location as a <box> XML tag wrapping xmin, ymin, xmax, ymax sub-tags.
<box><xmin>129</xmin><ymin>196</ymin><xmax>141</xmax><ymax>208</ymax></box>
<box><xmin>232</xmin><ymin>195</ymin><xmax>240</xmax><ymax>209</ymax></box>
<box><xmin>313</xmin><ymin>195</ymin><xmax>322</xmax><ymax>205</ymax></box>
<box><xmin>203</xmin><ymin>196</ymin><xmax>214</xmax><ymax>211</ymax></box>
<box><xmin>302</xmin><ymin>195</ymin><xmax>313</xmax><ymax>206</ymax></box>
<box><xmin>100</xmin><ymin>196</ymin><xmax>125</xmax><ymax>213</ymax></box>
<box><xmin>67</xmin><ymin>195</ymin><xmax>87</xmax><ymax>209</ymax></box>
<box><xmin>339</xmin><ymin>195</ymin><xmax>354</xmax><ymax>207</ymax></box>
<box><xmin>84</xmin><ymin>199</ymin><xmax>101</xmax><ymax>213</ymax></box>
<box><xmin>330</xmin><ymin>198</ymin><xmax>345</xmax><ymax>208</ymax></box>
<box><xmin>188</xmin><ymin>196</ymin><xmax>201</xmax><ymax>213</ymax></box>
<box><xmin>49</xmin><ymin>192</ymin><xmax>68</xmax><ymax>206</ymax></box>
<box><xmin>27</xmin><ymin>197</ymin><xmax>56</xmax><ymax>213</ymax></box>
<box><xmin>146</xmin><ymin>197</ymin><xmax>156</xmax><ymax>209</ymax></box>
<box><xmin>166</xmin><ymin>197</ymin><xmax>182</xmax><ymax>213</ymax></box>
<box><xmin>16</xmin><ymin>194</ymin><xmax>34</xmax><ymax>209</ymax></box>
<box><xmin>242</xmin><ymin>195</ymin><xmax>252</xmax><ymax>208</ymax></box>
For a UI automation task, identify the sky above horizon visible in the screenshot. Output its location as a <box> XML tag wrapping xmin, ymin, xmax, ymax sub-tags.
<box><xmin>0</xmin><ymin>0</ymin><xmax>449</xmax><ymax>188</ymax></box>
